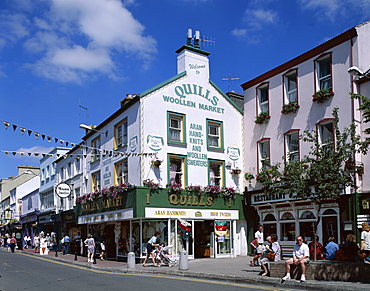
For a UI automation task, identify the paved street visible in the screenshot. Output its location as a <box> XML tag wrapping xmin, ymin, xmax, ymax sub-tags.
<box><xmin>0</xmin><ymin>251</ymin><xmax>296</xmax><ymax>291</ymax></box>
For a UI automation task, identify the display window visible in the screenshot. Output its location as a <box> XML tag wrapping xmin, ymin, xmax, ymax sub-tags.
<box><xmin>280</xmin><ymin>212</ymin><xmax>295</xmax><ymax>241</ymax></box>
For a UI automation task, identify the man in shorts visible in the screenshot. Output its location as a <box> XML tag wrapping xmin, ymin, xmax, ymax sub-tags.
<box><xmin>282</xmin><ymin>235</ymin><xmax>309</xmax><ymax>282</ymax></box>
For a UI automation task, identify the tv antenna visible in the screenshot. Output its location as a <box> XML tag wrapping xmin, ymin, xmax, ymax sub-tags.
<box><xmin>79</xmin><ymin>98</ymin><xmax>88</xmax><ymax>124</ymax></box>
<box><xmin>186</xmin><ymin>29</ymin><xmax>216</xmax><ymax>50</ymax></box>
<box><xmin>222</xmin><ymin>74</ymin><xmax>240</xmax><ymax>91</ymax></box>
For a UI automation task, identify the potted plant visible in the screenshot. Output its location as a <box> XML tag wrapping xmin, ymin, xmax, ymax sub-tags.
<box><xmin>255</xmin><ymin>112</ymin><xmax>271</xmax><ymax>124</ymax></box>
<box><xmin>312</xmin><ymin>88</ymin><xmax>334</xmax><ymax>104</ymax></box>
<box><xmin>151</xmin><ymin>158</ymin><xmax>163</xmax><ymax>167</ymax></box>
<box><xmin>281</xmin><ymin>102</ymin><xmax>300</xmax><ymax>114</ymax></box>
<box><xmin>230</xmin><ymin>167</ymin><xmax>242</xmax><ymax>175</ymax></box>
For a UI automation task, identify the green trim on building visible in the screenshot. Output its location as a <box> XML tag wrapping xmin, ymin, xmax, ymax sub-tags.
<box><xmin>209</xmin><ymin>79</ymin><xmax>243</xmax><ymax>115</ymax></box>
<box><xmin>139</xmin><ymin>71</ymin><xmax>187</xmax><ymax>98</ymax></box>
<box><xmin>167</xmin><ymin>111</ymin><xmax>187</xmax><ymax>146</ymax></box>
<box><xmin>175</xmin><ymin>45</ymin><xmax>211</xmax><ymax>56</ymax></box>
<box><xmin>206</xmin><ymin>118</ymin><xmax>224</xmax><ymax>151</ymax></box>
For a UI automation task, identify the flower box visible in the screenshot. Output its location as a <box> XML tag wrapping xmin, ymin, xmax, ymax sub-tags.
<box><xmin>312</xmin><ymin>88</ymin><xmax>334</xmax><ymax>104</ymax></box>
<box><xmin>281</xmin><ymin>102</ymin><xmax>300</xmax><ymax>114</ymax></box>
<box><xmin>230</xmin><ymin>168</ymin><xmax>242</xmax><ymax>175</ymax></box>
<box><xmin>255</xmin><ymin>112</ymin><xmax>270</xmax><ymax>124</ymax></box>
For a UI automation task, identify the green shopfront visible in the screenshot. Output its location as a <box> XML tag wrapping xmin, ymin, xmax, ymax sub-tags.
<box><xmin>75</xmin><ymin>187</ymin><xmax>245</xmax><ymax>260</ymax></box>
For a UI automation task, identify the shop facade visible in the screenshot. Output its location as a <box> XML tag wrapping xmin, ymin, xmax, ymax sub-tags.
<box><xmin>75</xmin><ymin>187</ymin><xmax>246</xmax><ymax>260</ymax></box>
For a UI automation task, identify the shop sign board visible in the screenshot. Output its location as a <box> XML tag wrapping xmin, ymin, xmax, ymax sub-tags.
<box><xmin>251</xmin><ymin>192</ymin><xmax>292</xmax><ymax>205</ymax></box>
<box><xmin>145</xmin><ymin>207</ymin><xmax>239</xmax><ymax>220</ymax></box>
<box><xmin>357</xmin><ymin>214</ymin><xmax>370</xmax><ymax>228</ymax></box>
<box><xmin>78</xmin><ymin>208</ymin><xmax>133</xmax><ymax>224</ymax></box>
<box><xmin>56</xmin><ymin>183</ymin><xmax>71</xmax><ymax>198</ymax></box>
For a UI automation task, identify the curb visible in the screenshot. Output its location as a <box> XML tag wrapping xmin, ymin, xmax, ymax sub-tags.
<box><xmin>15</xmin><ymin>250</ymin><xmax>370</xmax><ymax>291</ymax></box>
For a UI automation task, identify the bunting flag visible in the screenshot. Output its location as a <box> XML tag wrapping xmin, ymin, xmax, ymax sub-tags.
<box><xmin>20</xmin><ymin>127</ymin><xmax>26</xmax><ymax>135</ymax></box>
<box><xmin>4</xmin><ymin>121</ymin><xmax>10</xmax><ymax>129</ymax></box>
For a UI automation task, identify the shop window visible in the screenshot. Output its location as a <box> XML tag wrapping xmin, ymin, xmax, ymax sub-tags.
<box><xmin>115</xmin><ymin>159</ymin><xmax>128</xmax><ymax>185</ymax></box>
<box><xmin>300</xmin><ymin>222</ymin><xmax>315</xmax><ymax>242</ymax></box>
<box><xmin>132</xmin><ymin>220</ymin><xmax>141</xmax><ymax>256</ymax></box>
<box><xmin>75</xmin><ymin>187</ymin><xmax>80</xmax><ymax>198</ymax></box>
<box><xmin>256</xmin><ymin>83</ymin><xmax>269</xmax><ymax>114</ymax></box>
<box><xmin>114</xmin><ymin>119</ymin><xmax>128</xmax><ymax>149</ymax></box>
<box><xmin>264</xmin><ymin>213</ymin><xmax>276</xmax><ymax>221</ymax></box>
<box><xmin>263</xmin><ymin>224</ymin><xmax>277</xmax><ymax>239</ymax></box>
<box><xmin>118</xmin><ymin>221</ymin><xmax>131</xmax><ymax>256</ymax></box>
<box><xmin>322</xmin><ymin>209</ymin><xmax>337</xmax><ymax>215</ymax></box>
<box><xmin>169</xmin><ymin>155</ymin><xmax>186</xmax><ymax>185</ymax></box>
<box><xmin>75</xmin><ymin>157</ymin><xmax>81</xmax><ymax>174</ymax></box>
<box><xmin>257</xmin><ymin>138</ymin><xmax>270</xmax><ymax>170</ymax></box>
<box><xmin>318</xmin><ymin>119</ymin><xmax>334</xmax><ymax>151</ymax></box>
<box><xmin>285</xmin><ymin>130</ymin><xmax>299</xmax><ymax>161</ymax></box>
<box><xmin>315</xmin><ymin>54</ymin><xmax>332</xmax><ymax>90</ymax></box>
<box><xmin>207</xmin><ymin>119</ymin><xmax>223</xmax><ymax>150</ymax></box>
<box><xmin>167</xmin><ymin>112</ymin><xmax>186</xmax><ymax>145</ymax></box>
<box><xmin>300</xmin><ymin>210</ymin><xmax>315</xmax><ymax>219</ymax></box>
<box><xmin>141</xmin><ymin>220</ymin><xmax>169</xmax><ymax>257</ymax></box>
<box><xmin>280</xmin><ymin>212</ymin><xmax>295</xmax><ymax>241</ymax></box>
<box><xmin>91</xmin><ymin>171</ymin><xmax>101</xmax><ymax>192</ymax></box>
<box><xmin>91</xmin><ymin>136</ymin><xmax>101</xmax><ymax>162</ymax></box>
<box><xmin>215</xmin><ymin>220</ymin><xmax>231</xmax><ymax>255</ymax></box>
<box><xmin>283</xmin><ymin>70</ymin><xmax>298</xmax><ymax>103</ymax></box>
<box><xmin>208</xmin><ymin>160</ymin><xmax>224</xmax><ymax>186</ymax></box>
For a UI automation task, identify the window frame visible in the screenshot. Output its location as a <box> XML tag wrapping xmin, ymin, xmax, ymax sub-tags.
<box><xmin>283</xmin><ymin>69</ymin><xmax>298</xmax><ymax>104</ymax></box>
<box><xmin>257</xmin><ymin>138</ymin><xmax>271</xmax><ymax>171</ymax></box>
<box><xmin>91</xmin><ymin>171</ymin><xmax>101</xmax><ymax>192</ymax></box>
<box><xmin>206</xmin><ymin>119</ymin><xmax>224</xmax><ymax>151</ymax></box>
<box><xmin>317</xmin><ymin>118</ymin><xmax>335</xmax><ymax>150</ymax></box>
<box><xmin>91</xmin><ymin>136</ymin><xmax>101</xmax><ymax>163</ymax></box>
<box><xmin>314</xmin><ymin>53</ymin><xmax>333</xmax><ymax>91</ymax></box>
<box><xmin>114</xmin><ymin>118</ymin><xmax>128</xmax><ymax>150</ymax></box>
<box><xmin>256</xmin><ymin>82</ymin><xmax>269</xmax><ymax>114</ymax></box>
<box><xmin>284</xmin><ymin>129</ymin><xmax>300</xmax><ymax>162</ymax></box>
<box><xmin>168</xmin><ymin>154</ymin><xmax>187</xmax><ymax>186</ymax></box>
<box><xmin>167</xmin><ymin>111</ymin><xmax>187</xmax><ymax>146</ymax></box>
<box><xmin>114</xmin><ymin>159</ymin><xmax>128</xmax><ymax>185</ymax></box>
<box><xmin>208</xmin><ymin>159</ymin><xmax>225</xmax><ymax>186</ymax></box>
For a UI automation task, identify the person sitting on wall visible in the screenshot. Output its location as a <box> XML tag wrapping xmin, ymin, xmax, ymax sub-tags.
<box><xmin>308</xmin><ymin>236</ymin><xmax>324</xmax><ymax>260</ymax></box>
<box><xmin>343</xmin><ymin>234</ymin><xmax>359</xmax><ymax>261</ymax></box>
<box><xmin>325</xmin><ymin>237</ymin><xmax>339</xmax><ymax>260</ymax></box>
<box><xmin>282</xmin><ymin>235</ymin><xmax>309</xmax><ymax>282</ymax></box>
<box><xmin>260</xmin><ymin>234</ymin><xmax>281</xmax><ymax>276</ymax></box>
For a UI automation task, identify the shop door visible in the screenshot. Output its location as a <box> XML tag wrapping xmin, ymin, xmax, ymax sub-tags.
<box><xmin>214</xmin><ymin>221</ymin><xmax>232</xmax><ymax>258</ymax></box>
<box><xmin>104</xmin><ymin>225</ymin><xmax>116</xmax><ymax>259</ymax></box>
<box><xmin>322</xmin><ymin>216</ymin><xmax>338</xmax><ymax>244</ymax></box>
<box><xmin>194</xmin><ymin>221</ymin><xmax>214</xmax><ymax>258</ymax></box>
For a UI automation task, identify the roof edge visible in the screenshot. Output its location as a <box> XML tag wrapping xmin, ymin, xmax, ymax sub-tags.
<box><xmin>175</xmin><ymin>45</ymin><xmax>211</xmax><ymax>56</ymax></box>
<box><xmin>209</xmin><ymin>79</ymin><xmax>243</xmax><ymax>115</ymax></box>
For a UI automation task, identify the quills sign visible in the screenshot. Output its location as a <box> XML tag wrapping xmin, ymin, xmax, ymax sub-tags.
<box><xmin>55</xmin><ymin>183</ymin><xmax>72</xmax><ymax>198</ymax></box>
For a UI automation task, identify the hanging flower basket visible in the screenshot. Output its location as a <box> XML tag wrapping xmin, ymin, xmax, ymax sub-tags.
<box><xmin>244</xmin><ymin>172</ymin><xmax>254</xmax><ymax>181</ymax></box>
<box><xmin>312</xmin><ymin>88</ymin><xmax>334</xmax><ymax>104</ymax></box>
<box><xmin>281</xmin><ymin>102</ymin><xmax>300</xmax><ymax>114</ymax></box>
<box><xmin>230</xmin><ymin>168</ymin><xmax>242</xmax><ymax>175</ymax></box>
<box><xmin>151</xmin><ymin>159</ymin><xmax>163</xmax><ymax>167</ymax></box>
<box><xmin>255</xmin><ymin>112</ymin><xmax>270</xmax><ymax>124</ymax></box>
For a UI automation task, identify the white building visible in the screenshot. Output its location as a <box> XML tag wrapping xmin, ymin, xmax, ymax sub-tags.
<box><xmin>242</xmin><ymin>21</ymin><xmax>370</xmax><ymax>253</ymax></box>
<box><xmin>72</xmin><ymin>32</ymin><xmax>247</xmax><ymax>260</ymax></box>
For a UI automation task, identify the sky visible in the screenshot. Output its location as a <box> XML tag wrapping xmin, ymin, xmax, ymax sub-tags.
<box><xmin>1</xmin><ymin>0</ymin><xmax>370</xmax><ymax>179</ymax></box>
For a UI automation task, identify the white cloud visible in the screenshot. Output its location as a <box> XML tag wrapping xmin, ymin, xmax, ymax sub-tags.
<box><xmin>11</xmin><ymin>146</ymin><xmax>54</xmax><ymax>159</ymax></box>
<box><xmin>1</xmin><ymin>0</ymin><xmax>157</xmax><ymax>83</ymax></box>
<box><xmin>298</xmin><ymin>0</ymin><xmax>340</xmax><ymax>19</ymax></box>
<box><xmin>231</xmin><ymin>28</ymin><xmax>247</xmax><ymax>37</ymax></box>
<box><xmin>0</xmin><ymin>13</ymin><xmax>30</xmax><ymax>47</ymax></box>
<box><xmin>243</xmin><ymin>8</ymin><xmax>278</xmax><ymax>29</ymax></box>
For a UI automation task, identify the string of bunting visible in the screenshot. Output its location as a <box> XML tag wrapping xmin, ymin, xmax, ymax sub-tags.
<box><xmin>0</xmin><ymin>118</ymin><xmax>155</xmax><ymax>156</ymax></box>
<box><xmin>0</xmin><ymin>149</ymin><xmax>154</xmax><ymax>159</ymax></box>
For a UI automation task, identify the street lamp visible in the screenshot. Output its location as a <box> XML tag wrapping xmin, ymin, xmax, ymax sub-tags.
<box><xmin>348</xmin><ymin>66</ymin><xmax>370</xmax><ymax>79</ymax></box>
<box><xmin>79</xmin><ymin>124</ymin><xmax>108</xmax><ymax>137</ymax></box>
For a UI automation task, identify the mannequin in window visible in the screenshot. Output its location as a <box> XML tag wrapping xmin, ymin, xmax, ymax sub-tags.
<box><xmin>170</xmin><ymin>162</ymin><xmax>177</xmax><ymax>184</ymax></box>
<box><xmin>210</xmin><ymin>168</ymin><xmax>215</xmax><ymax>185</ymax></box>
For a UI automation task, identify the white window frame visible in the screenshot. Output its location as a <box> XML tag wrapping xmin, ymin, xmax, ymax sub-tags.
<box><xmin>284</xmin><ymin>70</ymin><xmax>297</xmax><ymax>103</ymax></box>
<box><xmin>285</xmin><ymin>131</ymin><xmax>299</xmax><ymax>161</ymax></box>
<box><xmin>115</xmin><ymin>119</ymin><xmax>128</xmax><ymax>149</ymax></box>
<box><xmin>316</xmin><ymin>55</ymin><xmax>332</xmax><ymax>90</ymax></box>
<box><xmin>91</xmin><ymin>136</ymin><xmax>101</xmax><ymax>162</ymax></box>
<box><xmin>115</xmin><ymin>160</ymin><xmax>128</xmax><ymax>185</ymax></box>
<box><xmin>257</xmin><ymin>84</ymin><xmax>269</xmax><ymax>113</ymax></box>
<box><xmin>92</xmin><ymin>171</ymin><xmax>101</xmax><ymax>192</ymax></box>
<box><xmin>318</xmin><ymin>120</ymin><xmax>334</xmax><ymax>151</ymax></box>
<box><xmin>258</xmin><ymin>139</ymin><xmax>270</xmax><ymax>170</ymax></box>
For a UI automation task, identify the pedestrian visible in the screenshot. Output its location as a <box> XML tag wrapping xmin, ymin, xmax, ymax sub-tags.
<box><xmin>62</xmin><ymin>234</ymin><xmax>70</xmax><ymax>255</ymax></box>
<box><xmin>73</xmin><ymin>232</ymin><xmax>81</xmax><ymax>255</ymax></box>
<box><xmin>23</xmin><ymin>235</ymin><xmax>28</xmax><ymax>249</ymax></box>
<box><xmin>252</xmin><ymin>225</ymin><xmax>264</xmax><ymax>266</ymax></box>
<box><xmin>282</xmin><ymin>235</ymin><xmax>309</xmax><ymax>282</ymax></box>
<box><xmin>34</xmin><ymin>234</ymin><xmax>40</xmax><ymax>253</ymax></box>
<box><xmin>100</xmin><ymin>232</ymin><xmax>106</xmax><ymax>260</ymax></box>
<box><xmin>84</xmin><ymin>234</ymin><xmax>95</xmax><ymax>263</ymax></box>
<box><xmin>7</xmin><ymin>236</ymin><xmax>11</xmax><ymax>252</ymax></box>
<box><xmin>325</xmin><ymin>237</ymin><xmax>339</xmax><ymax>260</ymax></box>
<box><xmin>40</xmin><ymin>233</ymin><xmax>48</xmax><ymax>255</ymax></box>
<box><xmin>249</xmin><ymin>236</ymin><xmax>258</xmax><ymax>266</ymax></box>
<box><xmin>45</xmin><ymin>233</ymin><xmax>51</xmax><ymax>250</ymax></box>
<box><xmin>10</xmin><ymin>235</ymin><xmax>17</xmax><ymax>253</ymax></box>
<box><xmin>142</xmin><ymin>231</ymin><xmax>160</xmax><ymax>267</ymax></box>
<box><xmin>260</xmin><ymin>234</ymin><xmax>281</xmax><ymax>276</ymax></box>
<box><xmin>308</xmin><ymin>236</ymin><xmax>324</xmax><ymax>260</ymax></box>
<box><xmin>343</xmin><ymin>234</ymin><xmax>359</xmax><ymax>261</ymax></box>
<box><xmin>360</xmin><ymin>223</ymin><xmax>370</xmax><ymax>264</ymax></box>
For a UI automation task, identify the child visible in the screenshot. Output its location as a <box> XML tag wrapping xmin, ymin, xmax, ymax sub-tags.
<box><xmin>250</xmin><ymin>237</ymin><xmax>258</xmax><ymax>266</ymax></box>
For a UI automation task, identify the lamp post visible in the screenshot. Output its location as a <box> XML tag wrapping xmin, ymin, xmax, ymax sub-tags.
<box><xmin>79</xmin><ymin>124</ymin><xmax>108</xmax><ymax>137</ymax></box>
<box><xmin>348</xmin><ymin>66</ymin><xmax>370</xmax><ymax>79</ymax></box>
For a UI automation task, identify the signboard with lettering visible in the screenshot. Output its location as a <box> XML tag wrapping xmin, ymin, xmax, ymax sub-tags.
<box><xmin>250</xmin><ymin>192</ymin><xmax>292</xmax><ymax>205</ymax></box>
<box><xmin>145</xmin><ymin>207</ymin><xmax>238</xmax><ymax>220</ymax></box>
<box><xmin>56</xmin><ymin>183</ymin><xmax>71</xmax><ymax>198</ymax></box>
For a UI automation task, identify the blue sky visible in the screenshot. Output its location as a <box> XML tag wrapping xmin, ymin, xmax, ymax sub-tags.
<box><xmin>1</xmin><ymin>0</ymin><xmax>370</xmax><ymax>178</ymax></box>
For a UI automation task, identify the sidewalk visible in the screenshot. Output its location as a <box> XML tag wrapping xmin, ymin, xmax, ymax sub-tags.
<box><xmin>17</xmin><ymin>249</ymin><xmax>370</xmax><ymax>291</ymax></box>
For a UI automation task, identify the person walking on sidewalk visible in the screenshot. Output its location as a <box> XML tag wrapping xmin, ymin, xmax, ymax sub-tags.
<box><xmin>142</xmin><ymin>231</ymin><xmax>160</xmax><ymax>267</ymax></box>
<box><xmin>62</xmin><ymin>234</ymin><xmax>70</xmax><ymax>255</ymax></box>
<box><xmin>251</xmin><ymin>225</ymin><xmax>264</xmax><ymax>266</ymax></box>
<box><xmin>360</xmin><ymin>223</ymin><xmax>370</xmax><ymax>264</ymax></box>
<box><xmin>34</xmin><ymin>234</ymin><xmax>40</xmax><ymax>253</ymax></box>
<box><xmin>84</xmin><ymin>234</ymin><xmax>95</xmax><ymax>263</ymax></box>
<box><xmin>10</xmin><ymin>235</ymin><xmax>17</xmax><ymax>253</ymax></box>
<box><xmin>100</xmin><ymin>232</ymin><xmax>106</xmax><ymax>260</ymax></box>
<box><xmin>282</xmin><ymin>235</ymin><xmax>309</xmax><ymax>282</ymax></box>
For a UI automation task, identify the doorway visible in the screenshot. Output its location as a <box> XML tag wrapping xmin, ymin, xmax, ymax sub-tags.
<box><xmin>194</xmin><ymin>221</ymin><xmax>214</xmax><ymax>258</ymax></box>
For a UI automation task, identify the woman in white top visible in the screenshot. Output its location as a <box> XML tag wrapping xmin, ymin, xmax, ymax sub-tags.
<box><xmin>142</xmin><ymin>231</ymin><xmax>160</xmax><ymax>267</ymax></box>
<box><xmin>260</xmin><ymin>234</ymin><xmax>281</xmax><ymax>276</ymax></box>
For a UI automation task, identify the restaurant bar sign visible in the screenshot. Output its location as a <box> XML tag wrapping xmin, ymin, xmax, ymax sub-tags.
<box><xmin>251</xmin><ymin>193</ymin><xmax>291</xmax><ymax>205</ymax></box>
<box><xmin>56</xmin><ymin>183</ymin><xmax>71</xmax><ymax>198</ymax></box>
